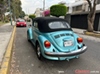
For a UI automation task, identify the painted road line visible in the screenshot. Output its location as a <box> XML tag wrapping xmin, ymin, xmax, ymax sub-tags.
<box><xmin>0</xmin><ymin>26</ymin><xmax>16</xmax><ymax>74</ymax></box>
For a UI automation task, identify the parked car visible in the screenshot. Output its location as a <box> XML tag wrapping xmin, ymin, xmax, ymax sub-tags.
<box><xmin>27</xmin><ymin>17</ymin><xmax>87</xmax><ymax>61</ymax></box>
<box><xmin>16</xmin><ymin>19</ymin><xmax>27</xmax><ymax>27</ymax></box>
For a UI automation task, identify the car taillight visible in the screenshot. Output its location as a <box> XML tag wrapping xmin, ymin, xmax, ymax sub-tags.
<box><xmin>44</xmin><ymin>40</ymin><xmax>51</xmax><ymax>48</ymax></box>
<box><xmin>77</xmin><ymin>37</ymin><xmax>83</xmax><ymax>43</ymax></box>
<box><xmin>24</xmin><ymin>22</ymin><xmax>26</xmax><ymax>24</ymax></box>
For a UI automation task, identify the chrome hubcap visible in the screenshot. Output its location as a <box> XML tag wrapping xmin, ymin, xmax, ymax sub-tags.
<box><xmin>37</xmin><ymin>46</ymin><xmax>40</xmax><ymax>57</ymax></box>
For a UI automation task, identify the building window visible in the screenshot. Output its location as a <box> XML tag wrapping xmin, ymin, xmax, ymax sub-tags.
<box><xmin>73</xmin><ymin>7</ymin><xmax>76</xmax><ymax>12</ymax></box>
<box><xmin>97</xmin><ymin>0</ymin><xmax>100</xmax><ymax>4</ymax></box>
<box><xmin>73</xmin><ymin>5</ymin><xmax>82</xmax><ymax>12</ymax></box>
<box><xmin>34</xmin><ymin>22</ymin><xmax>38</xmax><ymax>28</ymax></box>
<box><xmin>76</xmin><ymin>5</ymin><xmax>82</xmax><ymax>11</ymax></box>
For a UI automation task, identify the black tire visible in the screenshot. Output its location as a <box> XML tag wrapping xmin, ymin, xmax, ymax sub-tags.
<box><xmin>36</xmin><ymin>44</ymin><xmax>44</xmax><ymax>60</ymax></box>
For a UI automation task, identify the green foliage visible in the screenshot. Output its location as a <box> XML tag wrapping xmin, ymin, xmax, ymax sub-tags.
<box><xmin>50</xmin><ymin>4</ymin><xmax>68</xmax><ymax>17</ymax></box>
<box><xmin>4</xmin><ymin>17</ymin><xmax>9</xmax><ymax>22</ymax></box>
<box><xmin>11</xmin><ymin>0</ymin><xmax>25</xmax><ymax>18</ymax></box>
<box><xmin>0</xmin><ymin>0</ymin><xmax>25</xmax><ymax>21</ymax></box>
<box><xmin>19</xmin><ymin>11</ymin><xmax>25</xmax><ymax>18</ymax></box>
<box><xmin>0</xmin><ymin>0</ymin><xmax>8</xmax><ymax>21</ymax></box>
<box><xmin>29</xmin><ymin>14</ymin><xmax>36</xmax><ymax>19</ymax></box>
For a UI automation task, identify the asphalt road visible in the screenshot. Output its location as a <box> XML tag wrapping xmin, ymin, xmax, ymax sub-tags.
<box><xmin>10</xmin><ymin>26</ymin><xmax>100</xmax><ymax>74</ymax></box>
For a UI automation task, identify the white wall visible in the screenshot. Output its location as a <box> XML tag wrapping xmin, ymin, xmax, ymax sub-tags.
<box><xmin>96</xmin><ymin>4</ymin><xmax>100</xmax><ymax>10</ymax></box>
<box><xmin>67</xmin><ymin>0</ymin><xmax>87</xmax><ymax>13</ymax></box>
<box><xmin>67</xmin><ymin>0</ymin><xmax>100</xmax><ymax>14</ymax></box>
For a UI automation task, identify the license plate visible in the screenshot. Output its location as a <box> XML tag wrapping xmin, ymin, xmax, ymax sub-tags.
<box><xmin>21</xmin><ymin>24</ymin><xmax>23</xmax><ymax>26</ymax></box>
<box><xmin>64</xmin><ymin>40</ymin><xmax>73</xmax><ymax>46</ymax></box>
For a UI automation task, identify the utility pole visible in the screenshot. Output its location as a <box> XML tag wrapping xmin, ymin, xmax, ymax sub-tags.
<box><xmin>43</xmin><ymin>0</ymin><xmax>45</xmax><ymax>11</ymax></box>
<box><xmin>8</xmin><ymin>0</ymin><xmax>12</xmax><ymax>25</ymax></box>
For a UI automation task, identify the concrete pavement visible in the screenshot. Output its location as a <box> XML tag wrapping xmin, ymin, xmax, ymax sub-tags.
<box><xmin>72</xmin><ymin>28</ymin><xmax>86</xmax><ymax>34</ymax></box>
<box><xmin>72</xmin><ymin>28</ymin><xmax>100</xmax><ymax>39</ymax></box>
<box><xmin>72</xmin><ymin>28</ymin><xmax>100</xmax><ymax>42</ymax></box>
<box><xmin>0</xmin><ymin>21</ymin><xmax>16</xmax><ymax>74</ymax></box>
<box><xmin>0</xmin><ymin>23</ymin><xmax>14</xmax><ymax>66</ymax></box>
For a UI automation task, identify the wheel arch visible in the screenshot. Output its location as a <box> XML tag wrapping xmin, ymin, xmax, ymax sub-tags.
<box><xmin>27</xmin><ymin>28</ymin><xmax>33</xmax><ymax>39</ymax></box>
<box><xmin>35</xmin><ymin>40</ymin><xmax>39</xmax><ymax>48</ymax></box>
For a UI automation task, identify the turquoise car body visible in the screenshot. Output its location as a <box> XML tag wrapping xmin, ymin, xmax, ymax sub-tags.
<box><xmin>27</xmin><ymin>17</ymin><xmax>87</xmax><ymax>61</ymax></box>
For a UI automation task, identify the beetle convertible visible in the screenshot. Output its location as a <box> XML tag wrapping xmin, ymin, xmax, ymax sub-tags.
<box><xmin>27</xmin><ymin>17</ymin><xmax>87</xmax><ymax>61</ymax></box>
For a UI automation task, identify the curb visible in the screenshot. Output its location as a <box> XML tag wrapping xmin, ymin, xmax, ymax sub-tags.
<box><xmin>0</xmin><ymin>26</ymin><xmax>16</xmax><ymax>74</ymax></box>
<box><xmin>84</xmin><ymin>31</ymin><xmax>100</xmax><ymax>38</ymax></box>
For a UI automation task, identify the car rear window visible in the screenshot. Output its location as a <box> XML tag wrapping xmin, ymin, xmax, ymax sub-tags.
<box><xmin>49</xmin><ymin>21</ymin><xmax>70</xmax><ymax>29</ymax></box>
<box><xmin>17</xmin><ymin>19</ymin><xmax>25</xmax><ymax>22</ymax></box>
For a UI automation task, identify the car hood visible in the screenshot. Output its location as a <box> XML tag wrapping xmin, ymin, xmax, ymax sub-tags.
<box><xmin>47</xmin><ymin>31</ymin><xmax>77</xmax><ymax>52</ymax></box>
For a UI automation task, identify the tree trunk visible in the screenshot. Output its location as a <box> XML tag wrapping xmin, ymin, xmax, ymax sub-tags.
<box><xmin>1</xmin><ymin>13</ymin><xmax>3</xmax><ymax>22</ymax></box>
<box><xmin>87</xmin><ymin>10</ymin><xmax>96</xmax><ymax>32</ymax></box>
<box><xmin>3</xmin><ymin>14</ymin><xmax>5</xmax><ymax>22</ymax></box>
<box><xmin>86</xmin><ymin>0</ymin><xmax>97</xmax><ymax>32</ymax></box>
<box><xmin>87</xmin><ymin>17</ymin><xmax>94</xmax><ymax>32</ymax></box>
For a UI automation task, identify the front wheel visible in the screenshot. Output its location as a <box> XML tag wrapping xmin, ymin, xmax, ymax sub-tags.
<box><xmin>36</xmin><ymin>44</ymin><xmax>43</xmax><ymax>60</ymax></box>
<box><xmin>27</xmin><ymin>33</ymin><xmax>30</xmax><ymax>42</ymax></box>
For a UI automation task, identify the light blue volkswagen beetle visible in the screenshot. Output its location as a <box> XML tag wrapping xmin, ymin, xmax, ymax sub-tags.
<box><xmin>27</xmin><ymin>17</ymin><xmax>87</xmax><ymax>61</ymax></box>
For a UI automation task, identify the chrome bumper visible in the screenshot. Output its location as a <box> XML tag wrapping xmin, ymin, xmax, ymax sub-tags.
<box><xmin>44</xmin><ymin>46</ymin><xmax>87</xmax><ymax>57</ymax></box>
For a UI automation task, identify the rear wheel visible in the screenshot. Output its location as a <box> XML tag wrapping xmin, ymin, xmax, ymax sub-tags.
<box><xmin>36</xmin><ymin>44</ymin><xmax>43</xmax><ymax>60</ymax></box>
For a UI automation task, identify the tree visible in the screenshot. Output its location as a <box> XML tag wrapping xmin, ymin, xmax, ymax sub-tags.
<box><xmin>43</xmin><ymin>10</ymin><xmax>50</xmax><ymax>16</ymax></box>
<box><xmin>0</xmin><ymin>0</ymin><xmax>8</xmax><ymax>22</ymax></box>
<box><xmin>19</xmin><ymin>11</ymin><xmax>25</xmax><ymax>18</ymax></box>
<box><xmin>0</xmin><ymin>0</ymin><xmax>25</xmax><ymax>21</ymax></box>
<box><xmin>11</xmin><ymin>0</ymin><xmax>25</xmax><ymax>19</ymax></box>
<box><xmin>86</xmin><ymin>0</ymin><xmax>97</xmax><ymax>32</ymax></box>
<box><xmin>29</xmin><ymin>14</ymin><xmax>36</xmax><ymax>19</ymax></box>
<box><xmin>50</xmin><ymin>4</ymin><xmax>68</xmax><ymax>17</ymax></box>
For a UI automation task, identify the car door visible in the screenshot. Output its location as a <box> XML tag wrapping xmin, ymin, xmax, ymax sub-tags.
<box><xmin>31</xmin><ymin>21</ymin><xmax>36</xmax><ymax>43</ymax></box>
<box><xmin>32</xmin><ymin>21</ymin><xmax>39</xmax><ymax>43</ymax></box>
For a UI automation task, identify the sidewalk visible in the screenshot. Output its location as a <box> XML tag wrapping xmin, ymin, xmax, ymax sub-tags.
<box><xmin>0</xmin><ymin>22</ymin><xmax>14</xmax><ymax>66</ymax></box>
<box><xmin>72</xmin><ymin>28</ymin><xmax>100</xmax><ymax>38</ymax></box>
<box><xmin>72</xmin><ymin>28</ymin><xmax>86</xmax><ymax>34</ymax></box>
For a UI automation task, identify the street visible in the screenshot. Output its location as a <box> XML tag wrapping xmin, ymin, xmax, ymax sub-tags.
<box><xmin>10</xmin><ymin>26</ymin><xmax>100</xmax><ymax>74</ymax></box>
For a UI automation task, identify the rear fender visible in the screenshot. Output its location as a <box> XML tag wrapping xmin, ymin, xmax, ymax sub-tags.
<box><xmin>73</xmin><ymin>33</ymin><xmax>83</xmax><ymax>46</ymax></box>
<box><xmin>37</xmin><ymin>35</ymin><xmax>54</xmax><ymax>53</ymax></box>
<box><xmin>27</xmin><ymin>28</ymin><xmax>33</xmax><ymax>39</ymax></box>
<box><xmin>37</xmin><ymin>35</ymin><xmax>47</xmax><ymax>48</ymax></box>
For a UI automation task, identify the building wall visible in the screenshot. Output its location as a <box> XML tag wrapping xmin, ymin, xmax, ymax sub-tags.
<box><xmin>67</xmin><ymin>12</ymin><xmax>100</xmax><ymax>31</ymax></box>
<box><xmin>96</xmin><ymin>4</ymin><xmax>100</xmax><ymax>10</ymax></box>
<box><xmin>34</xmin><ymin>8</ymin><xmax>43</xmax><ymax>17</ymax></box>
<box><xmin>66</xmin><ymin>0</ymin><xmax>100</xmax><ymax>31</ymax></box>
<box><xmin>67</xmin><ymin>0</ymin><xmax>100</xmax><ymax>14</ymax></box>
<box><xmin>67</xmin><ymin>0</ymin><xmax>87</xmax><ymax>13</ymax></box>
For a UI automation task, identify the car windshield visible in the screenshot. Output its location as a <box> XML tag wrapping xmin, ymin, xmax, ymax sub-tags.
<box><xmin>49</xmin><ymin>21</ymin><xmax>70</xmax><ymax>29</ymax></box>
<box><xmin>17</xmin><ymin>19</ymin><xmax>25</xmax><ymax>22</ymax></box>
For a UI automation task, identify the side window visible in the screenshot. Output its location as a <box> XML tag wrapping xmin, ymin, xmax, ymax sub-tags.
<box><xmin>34</xmin><ymin>22</ymin><xmax>38</xmax><ymax>29</ymax></box>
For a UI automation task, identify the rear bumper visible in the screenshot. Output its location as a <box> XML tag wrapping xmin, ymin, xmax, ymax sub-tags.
<box><xmin>16</xmin><ymin>24</ymin><xmax>26</xmax><ymax>27</ymax></box>
<box><xmin>44</xmin><ymin>46</ymin><xmax>87</xmax><ymax>57</ymax></box>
